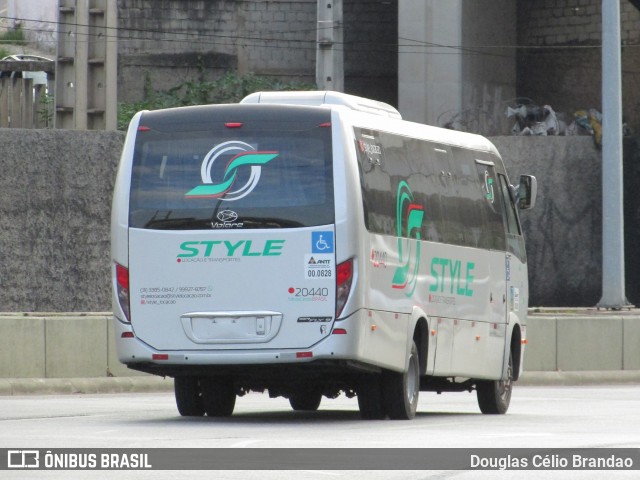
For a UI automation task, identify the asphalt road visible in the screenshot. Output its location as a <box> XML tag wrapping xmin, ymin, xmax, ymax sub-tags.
<box><xmin>1</xmin><ymin>384</ymin><xmax>639</xmax><ymax>479</ymax></box>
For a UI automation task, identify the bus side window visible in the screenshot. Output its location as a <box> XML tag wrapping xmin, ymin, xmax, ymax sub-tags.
<box><xmin>474</xmin><ymin>162</ymin><xmax>505</xmax><ymax>251</ymax></box>
<box><xmin>498</xmin><ymin>174</ymin><xmax>526</xmax><ymax>261</ymax></box>
<box><xmin>498</xmin><ymin>174</ymin><xmax>521</xmax><ymax>236</ymax></box>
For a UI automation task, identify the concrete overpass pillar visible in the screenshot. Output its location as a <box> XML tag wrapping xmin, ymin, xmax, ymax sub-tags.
<box><xmin>398</xmin><ymin>0</ymin><xmax>462</xmax><ymax>125</ymax></box>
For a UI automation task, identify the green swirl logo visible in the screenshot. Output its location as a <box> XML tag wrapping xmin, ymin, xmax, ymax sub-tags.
<box><xmin>185</xmin><ymin>141</ymin><xmax>278</xmax><ymax>200</ymax></box>
<box><xmin>392</xmin><ymin>181</ymin><xmax>424</xmax><ymax>297</ymax></box>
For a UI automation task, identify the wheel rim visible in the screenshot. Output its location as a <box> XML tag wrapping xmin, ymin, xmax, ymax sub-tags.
<box><xmin>406</xmin><ymin>352</ymin><xmax>418</xmax><ymax>404</ymax></box>
<box><xmin>496</xmin><ymin>356</ymin><xmax>513</xmax><ymax>401</ymax></box>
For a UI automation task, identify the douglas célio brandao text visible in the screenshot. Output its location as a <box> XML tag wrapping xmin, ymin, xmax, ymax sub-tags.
<box><xmin>470</xmin><ymin>453</ymin><xmax>634</xmax><ymax>470</ymax></box>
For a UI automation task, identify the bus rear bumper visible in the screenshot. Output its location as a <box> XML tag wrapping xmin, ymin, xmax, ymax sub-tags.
<box><xmin>113</xmin><ymin>309</ymin><xmax>407</xmax><ymax>376</ymax></box>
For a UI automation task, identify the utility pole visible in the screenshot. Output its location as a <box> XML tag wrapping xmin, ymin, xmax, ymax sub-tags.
<box><xmin>316</xmin><ymin>0</ymin><xmax>344</xmax><ymax>92</ymax></box>
<box><xmin>597</xmin><ymin>0</ymin><xmax>631</xmax><ymax>309</ymax></box>
<box><xmin>55</xmin><ymin>0</ymin><xmax>117</xmax><ymax>130</ymax></box>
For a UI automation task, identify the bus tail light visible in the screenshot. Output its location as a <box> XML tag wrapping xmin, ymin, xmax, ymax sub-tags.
<box><xmin>336</xmin><ymin>258</ymin><xmax>353</xmax><ymax>318</ymax></box>
<box><xmin>115</xmin><ymin>263</ymin><xmax>131</xmax><ymax>322</ymax></box>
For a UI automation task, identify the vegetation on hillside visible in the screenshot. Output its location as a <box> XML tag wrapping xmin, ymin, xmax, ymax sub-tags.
<box><xmin>0</xmin><ymin>27</ymin><xmax>27</xmax><ymax>58</ymax></box>
<box><xmin>117</xmin><ymin>71</ymin><xmax>315</xmax><ymax>130</ymax></box>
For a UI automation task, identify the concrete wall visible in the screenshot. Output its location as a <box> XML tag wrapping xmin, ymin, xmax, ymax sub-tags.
<box><xmin>399</xmin><ymin>0</ymin><xmax>516</xmax><ymax>135</ymax></box>
<box><xmin>516</xmin><ymin>0</ymin><xmax>640</xmax><ymax>135</ymax></box>
<box><xmin>0</xmin><ymin>128</ymin><xmax>638</xmax><ymax>310</ymax></box>
<box><xmin>343</xmin><ymin>0</ymin><xmax>398</xmax><ymax>107</ymax></box>
<box><xmin>497</xmin><ymin>135</ymin><xmax>640</xmax><ymax>307</ymax></box>
<box><xmin>0</xmin><ymin>128</ymin><xmax>124</xmax><ymax>312</ymax></box>
<box><xmin>461</xmin><ymin>0</ymin><xmax>517</xmax><ymax>136</ymax></box>
<box><xmin>398</xmin><ymin>1</ymin><xmax>463</xmax><ymax>126</ymax></box>
<box><xmin>4</xmin><ymin>0</ymin><xmax>57</xmax><ymax>53</ymax></box>
<box><xmin>493</xmin><ymin>136</ymin><xmax>603</xmax><ymax>307</ymax></box>
<box><xmin>394</xmin><ymin>0</ymin><xmax>640</xmax><ymax>136</ymax></box>
<box><xmin>116</xmin><ymin>0</ymin><xmax>398</xmax><ymax>106</ymax></box>
<box><xmin>517</xmin><ymin>0</ymin><xmax>639</xmax><ymax>47</ymax></box>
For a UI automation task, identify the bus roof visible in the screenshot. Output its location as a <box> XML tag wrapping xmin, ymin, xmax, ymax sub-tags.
<box><xmin>241</xmin><ymin>91</ymin><xmax>402</xmax><ymax>120</ymax></box>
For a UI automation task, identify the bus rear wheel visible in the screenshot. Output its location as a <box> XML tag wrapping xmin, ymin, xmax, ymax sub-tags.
<box><xmin>200</xmin><ymin>377</ymin><xmax>236</xmax><ymax>417</ymax></box>
<box><xmin>289</xmin><ymin>391</ymin><xmax>323</xmax><ymax>411</ymax></box>
<box><xmin>356</xmin><ymin>375</ymin><xmax>386</xmax><ymax>420</ymax></box>
<box><xmin>174</xmin><ymin>376</ymin><xmax>205</xmax><ymax>417</ymax></box>
<box><xmin>477</xmin><ymin>352</ymin><xmax>513</xmax><ymax>414</ymax></box>
<box><xmin>383</xmin><ymin>341</ymin><xmax>420</xmax><ymax>420</ymax></box>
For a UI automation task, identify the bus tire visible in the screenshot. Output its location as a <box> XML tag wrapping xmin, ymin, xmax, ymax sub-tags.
<box><xmin>476</xmin><ymin>351</ymin><xmax>513</xmax><ymax>414</ymax></box>
<box><xmin>174</xmin><ymin>376</ymin><xmax>205</xmax><ymax>417</ymax></box>
<box><xmin>200</xmin><ymin>377</ymin><xmax>236</xmax><ymax>417</ymax></box>
<box><xmin>289</xmin><ymin>391</ymin><xmax>323</xmax><ymax>411</ymax></box>
<box><xmin>383</xmin><ymin>341</ymin><xmax>420</xmax><ymax>420</ymax></box>
<box><xmin>356</xmin><ymin>375</ymin><xmax>386</xmax><ymax>420</ymax></box>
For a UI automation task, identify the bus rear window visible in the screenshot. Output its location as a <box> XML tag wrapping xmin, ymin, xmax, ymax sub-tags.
<box><xmin>128</xmin><ymin>107</ymin><xmax>334</xmax><ymax>230</ymax></box>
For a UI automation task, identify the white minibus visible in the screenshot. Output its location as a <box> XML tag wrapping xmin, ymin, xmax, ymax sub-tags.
<box><xmin>111</xmin><ymin>91</ymin><xmax>537</xmax><ymax>420</ymax></box>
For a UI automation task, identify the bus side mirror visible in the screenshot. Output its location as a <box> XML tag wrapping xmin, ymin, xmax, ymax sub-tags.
<box><xmin>517</xmin><ymin>175</ymin><xmax>537</xmax><ymax>210</ymax></box>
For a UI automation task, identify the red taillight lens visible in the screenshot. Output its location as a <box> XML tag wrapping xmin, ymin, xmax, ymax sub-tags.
<box><xmin>116</xmin><ymin>263</ymin><xmax>129</xmax><ymax>289</ymax></box>
<box><xmin>115</xmin><ymin>263</ymin><xmax>131</xmax><ymax>322</ymax></box>
<box><xmin>336</xmin><ymin>259</ymin><xmax>354</xmax><ymax>318</ymax></box>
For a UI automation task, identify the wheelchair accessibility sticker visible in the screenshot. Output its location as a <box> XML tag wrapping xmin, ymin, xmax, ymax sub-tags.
<box><xmin>312</xmin><ymin>231</ymin><xmax>334</xmax><ymax>254</ymax></box>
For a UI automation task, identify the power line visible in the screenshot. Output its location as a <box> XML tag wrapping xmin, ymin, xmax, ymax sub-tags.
<box><xmin>3</xmin><ymin>14</ymin><xmax>640</xmax><ymax>57</ymax></box>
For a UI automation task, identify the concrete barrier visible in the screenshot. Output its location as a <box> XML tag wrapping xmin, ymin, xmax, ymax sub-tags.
<box><xmin>0</xmin><ymin>313</ymin><xmax>145</xmax><ymax>379</ymax></box>
<box><xmin>0</xmin><ymin>310</ymin><xmax>638</xmax><ymax>395</ymax></box>
<box><xmin>524</xmin><ymin>309</ymin><xmax>640</xmax><ymax>371</ymax></box>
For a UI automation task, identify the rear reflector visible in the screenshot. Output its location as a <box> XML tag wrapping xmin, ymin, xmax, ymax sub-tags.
<box><xmin>225</xmin><ymin>122</ymin><xmax>243</xmax><ymax>128</ymax></box>
<box><xmin>152</xmin><ymin>354</ymin><xmax>169</xmax><ymax>360</ymax></box>
<box><xmin>121</xmin><ymin>332</ymin><xmax>134</xmax><ymax>339</ymax></box>
<box><xmin>137</xmin><ymin>126</ymin><xmax>151</xmax><ymax>132</ymax></box>
<box><xmin>296</xmin><ymin>352</ymin><xmax>313</xmax><ymax>358</ymax></box>
<box><xmin>332</xmin><ymin>328</ymin><xmax>347</xmax><ymax>335</ymax></box>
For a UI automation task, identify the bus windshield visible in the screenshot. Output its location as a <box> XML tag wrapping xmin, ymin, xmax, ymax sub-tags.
<box><xmin>129</xmin><ymin>106</ymin><xmax>334</xmax><ymax>230</ymax></box>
